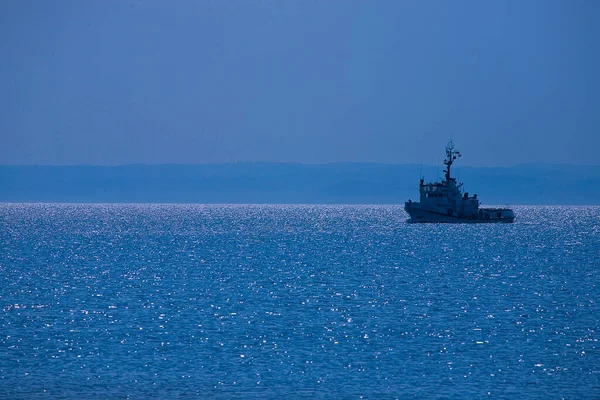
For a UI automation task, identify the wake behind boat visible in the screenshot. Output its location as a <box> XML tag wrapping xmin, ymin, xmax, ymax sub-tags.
<box><xmin>404</xmin><ymin>141</ymin><xmax>515</xmax><ymax>223</ymax></box>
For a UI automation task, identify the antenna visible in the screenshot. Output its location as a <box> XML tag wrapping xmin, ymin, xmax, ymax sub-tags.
<box><xmin>456</xmin><ymin>151</ymin><xmax>460</xmax><ymax>181</ymax></box>
<box><xmin>419</xmin><ymin>156</ymin><xmax>423</xmax><ymax>180</ymax></box>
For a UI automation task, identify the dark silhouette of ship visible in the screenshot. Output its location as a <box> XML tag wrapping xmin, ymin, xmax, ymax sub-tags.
<box><xmin>405</xmin><ymin>141</ymin><xmax>515</xmax><ymax>223</ymax></box>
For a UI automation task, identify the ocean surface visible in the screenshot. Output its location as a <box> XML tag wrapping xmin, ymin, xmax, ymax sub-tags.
<box><xmin>0</xmin><ymin>204</ymin><xmax>598</xmax><ymax>399</ymax></box>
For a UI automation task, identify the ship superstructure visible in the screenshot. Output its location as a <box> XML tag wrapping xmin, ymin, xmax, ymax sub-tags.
<box><xmin>404</xmin><ymin>141</ymin><xmax>515</xmax><ymax>223</ymax></box>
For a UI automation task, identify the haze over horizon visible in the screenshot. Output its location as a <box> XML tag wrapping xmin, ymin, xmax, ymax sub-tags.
<box><xmin>1</xmin><ymin>1</ymin><xmax>599</xmax><ymax>167</ymax></box>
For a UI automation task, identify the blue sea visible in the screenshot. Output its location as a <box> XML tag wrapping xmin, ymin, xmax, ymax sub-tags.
<box><xmin>1</xmin><ymin>204</ymin><xmax>598</xmax><ymax>399</ymax></box>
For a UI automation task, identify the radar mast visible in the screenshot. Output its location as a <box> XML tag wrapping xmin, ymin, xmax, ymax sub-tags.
<box><xmin>443</xmin><ymin>140</ymin><xmax>461</xmax><ymax>182</ymax></box>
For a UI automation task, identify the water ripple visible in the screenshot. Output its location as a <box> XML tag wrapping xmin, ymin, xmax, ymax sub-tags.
<box><xmin>0</xmin><ymin>204</ymin><xmax>598</xmax><ymax>398</ymax></box>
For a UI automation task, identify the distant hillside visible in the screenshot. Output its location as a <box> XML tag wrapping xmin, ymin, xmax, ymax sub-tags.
<box><xmin>1</xmin><ymin>163</ymin><xmax>599</xmax><ymax>204</ymax></box>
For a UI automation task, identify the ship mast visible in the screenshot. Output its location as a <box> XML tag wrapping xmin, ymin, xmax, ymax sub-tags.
<box><xmin>443</xmin><ymin>140</ymin><xmax>461</xmax><ymax>182</ymax></box>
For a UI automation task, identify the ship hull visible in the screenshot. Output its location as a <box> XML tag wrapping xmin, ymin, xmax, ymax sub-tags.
<box><xmin>404</xmin><ymin>203</ymin><xmax>515</xmax><ymax>223</ymax></box>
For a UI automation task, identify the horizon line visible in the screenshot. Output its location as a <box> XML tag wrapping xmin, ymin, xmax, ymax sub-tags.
<box><xmin>1</xmin><ymin>161</ymin><xmax>600</xmax><ymax>168</ymax></box>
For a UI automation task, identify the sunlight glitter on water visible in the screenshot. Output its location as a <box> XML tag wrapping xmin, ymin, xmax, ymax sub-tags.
<box><xmin>0</xmin><ymin>204</ymin><xmax>599</xmax><ymax>398</ymax></box>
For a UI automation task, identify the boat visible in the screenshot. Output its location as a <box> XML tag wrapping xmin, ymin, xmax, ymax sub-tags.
<box><xmin>404</xmin><ymin>141</ymin><xmax>515</xmax><ymax>223</ymax></box>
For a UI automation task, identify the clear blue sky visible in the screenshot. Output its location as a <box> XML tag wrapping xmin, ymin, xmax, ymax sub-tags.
<box><xmin>1</xmin><ymin>1</ymin><xmax>598</xmax><ymax>166</ymax></box>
